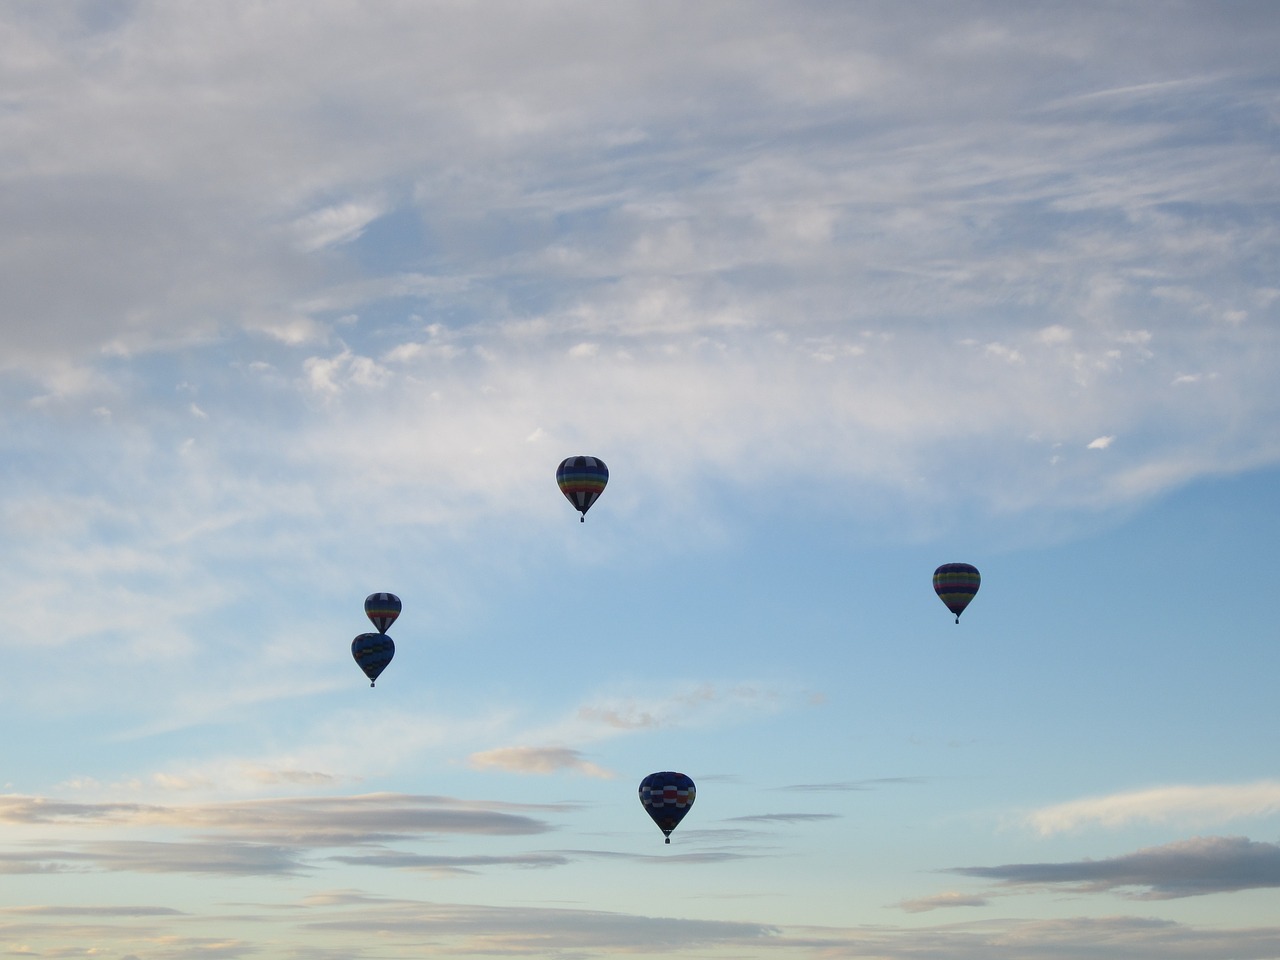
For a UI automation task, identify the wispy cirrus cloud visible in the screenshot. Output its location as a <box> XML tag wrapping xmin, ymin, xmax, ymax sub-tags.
<box><xmin>552</xmin><ymin>681</ymin><xmax>796</xmax><ymax>743</ymax></box>
<box><xmin>1027</xmin><ymin>781</ymin><xmax>1280</xmax><ymax>834</ymax></box>
<box><xmin>466</xmin><ymin>682</ymin><xmax>802</xmax><ymax>780</ymax></box>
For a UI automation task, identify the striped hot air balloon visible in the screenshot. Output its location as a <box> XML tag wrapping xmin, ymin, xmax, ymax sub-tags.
<box><xmin>556</xmin><ymin>456</ymin><xmax>608</xmax><ymax>522</ymax></box>
<box><xmin>933</xmin><ymin>562</ymin><xmax>981</xmax><ymax>624</ymax></box>
<box><xmin>364</xmin><ymin>592</ymin><xmax>402</xmax><ymax>633</ymax></box>
<box><xmin>639</xmin><ymin>771</ymin><xmax>695</xmax><ymax>843</ymax></box>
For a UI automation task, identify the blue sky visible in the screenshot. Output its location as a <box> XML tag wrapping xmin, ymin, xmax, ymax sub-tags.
<box><xmin>2</xmin><ymin>2</ymin><xmax>1280</xmax><ymax>957</ymax></box>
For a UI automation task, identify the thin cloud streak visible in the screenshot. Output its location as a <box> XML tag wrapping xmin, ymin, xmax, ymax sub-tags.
<box><xmin>895</xmin><ymin>892</ymin><xmax>991</xmax><ymax>913</ymax></box>
<box><xmin>725</xmin><ymin>813</ymin><xmax>842</xmax><ymax>824</ymax></box>
<box><xmin>780</xmin><ymin>778</ymin><xmax>928</xmax><ymax>792</ymax></box>
<box><xmin>0</xmin><ymin>792</ymin><xmax>557</xmax><ymax>842</ymax></box>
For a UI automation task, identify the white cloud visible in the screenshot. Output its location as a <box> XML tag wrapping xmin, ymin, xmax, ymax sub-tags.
<box><xmin>468</xmin><ymin>746</ymin><xmax>616</xmax><ymax>779</ymax></box>
<box><xmin>293</xmin><ymin>199</ymin><xmax>388</xmax><ymax>252</ymax></box>
<box><xmin>303</xmin><ymin>349</ymin><xmax>391</xmax><ymax>394</ymax></box>
<box><xmin>1037</xmin><ymin>325</ymin><xmax>1073</xmax><ymax>344</ymax></box>
<box><xmin>1027</xmin><ymin>781</ymin><xmax>1280</xmax><ymax>835</ymax></box>
<box><xmin>1087</xmin><ymin>435</ymin><xmax>1115</xmax><ymax>449</ymax></box>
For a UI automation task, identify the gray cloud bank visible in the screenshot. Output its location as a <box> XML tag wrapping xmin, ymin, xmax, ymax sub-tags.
<box><xmin>0</xmin><ymin>792</ymin><xmax>559</xmax><ymax>877</ymax></box>
<box><xmin>951</xmin><ymin>835</ymin><xmax>1280</xmax><ymax>899</ymax></box>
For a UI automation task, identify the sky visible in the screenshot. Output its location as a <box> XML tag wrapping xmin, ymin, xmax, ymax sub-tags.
<box><xmin>2</xmin><ymin>1</ymin><xmax>1279</xmax><ymax>957</ymax></box>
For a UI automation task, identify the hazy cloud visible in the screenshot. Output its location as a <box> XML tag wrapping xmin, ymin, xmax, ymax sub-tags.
<box><xmin>566</xmin><ymin>682</ymin><xmax>792</xmax><ymax>739</ymax></box>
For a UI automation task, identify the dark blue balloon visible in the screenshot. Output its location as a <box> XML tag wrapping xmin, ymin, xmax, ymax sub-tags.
<box><xmin>352</xmin><ymin>632</ymin><xmax>395</xmax><ymax>687</ymax></box>
<box><xmin>364</xmin><ymin>592</ymin><xmax>402</xmax><ymax>633</ymax></box>
<box><xmin>639</xmin><ymin>771</ymin><xmax>696</xmax><ymax>843</ymax></box>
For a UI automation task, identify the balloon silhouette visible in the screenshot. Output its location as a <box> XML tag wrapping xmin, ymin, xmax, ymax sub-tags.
<box><xmin>364</xmin><ymin>592</ymin><xmax>402</xmax><ymax>633</ymax></box>
<box><xmin>639</xmin><ymin>771</ymin><xmax>696</xmax><ymax>843</ymax></box>
<box><xmin>933</xmin><ymin>562</ymin><xmax>981</xmax><ymax>623</ymax></box>
<box><xmin>556</xmin><ymin>456</ymin><xmax>608</xmax><ymax>522</ymax></box>
<box><xmin>352</xmin><ymin>632</ymin><xmax>395</xmax><ymax>687</ymax></box>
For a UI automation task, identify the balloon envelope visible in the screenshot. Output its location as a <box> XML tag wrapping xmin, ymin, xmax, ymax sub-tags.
<box><xmin>364</xmin><ymin>592</ymin><xmax>402</xmax><ymax>633</ymax></box>
<box><xmin>639</xmin><ymin>771</ymin><xmax>695</xmax><ymax>843</ymax></box>
<box><xmin>933</xmin><ymin>562</ymin><xmax>981</xmax><ymax>622</ymax></box>
<box><xmin>556</xmin><ymin>456</ymin><xmax>608</xmax><ymax>521</ymax></box>
<box><xmin>352</xmin><ymin>632</ymin><xmax>395</xmax><ymax>686</ymax></box>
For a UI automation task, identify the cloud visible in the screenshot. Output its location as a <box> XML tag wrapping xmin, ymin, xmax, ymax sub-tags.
<box><xmin>293</xmin><ymin>198</ymin><xmax>388</xmax><ymax>252</ymax></box>
<box><xmin>779</xmin><ymin>778</ymin><xmax>928</xmax><ymax>792</ymax></box>
<box><xmin>0</xmin><ymin>792</ymin><xmax>571</xmax><ymax>881</ymax></box>
<box><xmin>0</xmin><ymin>905</ymin><xmax>186</xmax><ymax>917</ymax></box>
<box><xmin>5</xmin><ymin>890</ymin><xmax>1280</xmax><ymax>959</ymax></box>
<box><xmin>82</xmin><ymin>840</ymin><xmax>306</xmax><ymax>877</ymax></box>
<box><xmin>724</xmin><ymin>813</ymin><xmax>841</xmax><ymax>824</ymax></box>
<box><xmin>950</xmin><ymin>836</ymin><xmax>1280</xmax><ymax>900</ymax></box>
<box><xmin>2</xmin><ymin>1</ymin><xmax>1278</xmax><ymax>537</ymax></box>
<box><xmin>570</xmin><ymin>849</ymin><xmax>760</xmax><ymax>868</ymax></box>
<box><xmin>568</xmin><ymin>682</ymin><xmax>792</xmax><ymax>737</ymax></box>
<box><xmin>895</xmin><ymin>891</ymin><xmax>990</xmax><ymax>913</ymax></box>
<box><xmin>471</xmin><ymin>682</ymin><xmax>803</xmax><ymax>762</ymax></box>
<box><xmin>467</xmin><ymin>746</ymin><xmax>616</xmax><ymax>778</ymax></box>
<box><xmin>1027</xmin><ymin>781</ymin><xmax>1280</xmax><ymax>834</ymax></box>
<box><xmin>328</xmin><ymin>851</ymin><xmax>571</xmax><ymax>875</ymax></box>
<box><xmin>300</xmin><ymin>896</ymin><xmax>780</xmax><ymax>954</ymax></box>
<box><xmin>1088</xmin><ymin>435</ymin><xmax>1116</xmax><ymax>449</ymax></box>
<box><xmin>0</xmin><ymin>792</ymin><xmax>556</xmax><ymax>845</ymax></box>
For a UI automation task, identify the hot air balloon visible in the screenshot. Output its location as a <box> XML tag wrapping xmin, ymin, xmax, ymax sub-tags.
<box><xmin>364</xmin><ymin>592</ymin><xmax>401</xmax><ymax>633</ymax></box>
<box><xmin>352</xmin><ymin>632</ymin><xmax>395</xmax><ymax>687</ymax></box>
<box><xmin>933</xmin><ymin>562</ymin><xmax>980</xmax><ymax>623</ymax></box>
<box><xmin>556</xmin><ymin>456</ymin><xmax>608</xmax><ymax>522</ymax></box>
<box><xmin>639</xmin><ymin>771</ymin><xmax>695</xmax><ymax>843</ymax></box>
